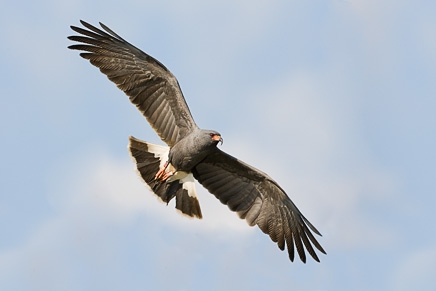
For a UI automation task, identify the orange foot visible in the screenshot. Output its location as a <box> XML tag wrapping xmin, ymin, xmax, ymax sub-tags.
<box><xmin>154</xmin><ymin>161</ymin><xmax>173</xmax><ymax>182</ymax></box>
<box><xmin>159</xmin><ymin>171</ymin><xmax>174</xmax><ymax>182</ymax></box>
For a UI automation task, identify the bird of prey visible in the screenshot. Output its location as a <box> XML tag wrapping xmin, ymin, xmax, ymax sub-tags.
<box><xmin>68</xmin><ymin>20</ymin><xmax>326</xmax><ymax>263</ymax></box>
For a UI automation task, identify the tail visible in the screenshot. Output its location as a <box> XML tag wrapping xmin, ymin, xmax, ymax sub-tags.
<box><xmin>128</xmin><ymin>136</ymin><xmax>202</xmax><ymax>219</ymax></box>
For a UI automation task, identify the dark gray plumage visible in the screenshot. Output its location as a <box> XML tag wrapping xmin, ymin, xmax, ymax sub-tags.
<box><xmin>68</xmin><ymin>20</ymin><xmax>326</xmax><ymax>263</ymax></box>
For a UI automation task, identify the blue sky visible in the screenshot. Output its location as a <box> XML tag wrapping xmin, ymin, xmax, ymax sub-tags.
<box><xmin>1</xmin><ymin>0</ymin><xmax>435</xmax><ymax>290</ymax></box>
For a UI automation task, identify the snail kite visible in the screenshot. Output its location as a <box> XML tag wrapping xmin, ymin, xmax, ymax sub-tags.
<box><xmin>68</xmin><ymin>21</ymin><xmax>326</xmax><ymax>263</ymax></box>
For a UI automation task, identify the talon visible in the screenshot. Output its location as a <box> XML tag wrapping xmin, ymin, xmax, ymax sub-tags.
<box><xmin>159</xmin><ymin>171</ymin><xmax>174</xmax><ymax>182</ymax></box>
<box><xmin>155</xmin><ymin>161</ymin><xmax>169</xmax><ymax>180</ymax></box>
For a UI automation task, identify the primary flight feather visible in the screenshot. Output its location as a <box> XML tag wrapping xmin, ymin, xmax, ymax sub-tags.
<box><xmin>68</xmin><ymin>20</ymin><xmax>326</xmax><ymax>263</ymax></box>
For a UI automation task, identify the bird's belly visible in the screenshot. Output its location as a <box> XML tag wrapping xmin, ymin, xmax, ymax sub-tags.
<box><xmin>172</xmin><ymin>155</ymin><xmax>199</xmax><ymax>171</ymax></box>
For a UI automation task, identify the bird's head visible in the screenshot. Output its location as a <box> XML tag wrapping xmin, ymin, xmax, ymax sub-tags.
<box><xmin>191</xmin><ymin>129</ymin><xmax>223</xmax><ymax>154</ymax></box>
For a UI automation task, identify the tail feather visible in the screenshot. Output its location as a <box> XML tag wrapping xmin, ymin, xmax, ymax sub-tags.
<box><xmin>128</xmin><ymin>136</ymin><xmax>202</xmax><ymax>219</ymax></box>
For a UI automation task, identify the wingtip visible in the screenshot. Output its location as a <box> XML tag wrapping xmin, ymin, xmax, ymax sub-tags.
<box><xmin>318</xmin><ymin>245</ymin><xmax>327</xmax><ymax>255</ymax></box>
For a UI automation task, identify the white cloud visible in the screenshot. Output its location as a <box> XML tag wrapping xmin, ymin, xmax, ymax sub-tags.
<box><xmin>0</xmin><ymin>149</ymin><xmax>255</xmax><ymax>290</ymax></box>
<box><xmin>390</xmin><ymin>244</ymin><xmax>436</xmax><ymax>290</ymax></box>
<box><xmin>242</xmin><ymin>68</ymin><xmax>400</xmax><ymax>250</ymax></box>
<box><xmin>45</xmin><ymin>148</ymin><xmax>252</xmax><ymax>233</ymax></box>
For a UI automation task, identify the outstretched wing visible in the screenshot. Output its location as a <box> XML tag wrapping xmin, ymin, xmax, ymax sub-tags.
<box><xmin>192</xmin><ymin>149</ymin><xmax>326</xmax><ymax>263</ymax></box>
<box><xmin>68</xmin><ymin>20</ymin><xmax>198</xmax><ymax>146</ymax></box>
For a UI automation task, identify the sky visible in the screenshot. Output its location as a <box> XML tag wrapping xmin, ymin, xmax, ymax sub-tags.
<box><xmin>1</xmin><ymin>0</ymin><xmax>435</xmax><ymax>290</ymax></box>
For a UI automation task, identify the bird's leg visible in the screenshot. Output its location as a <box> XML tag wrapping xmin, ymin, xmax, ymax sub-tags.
<box><xmin>154</xmin><ymin>161</ymin><xmax>174</xmax><ymax>182</ymax></box>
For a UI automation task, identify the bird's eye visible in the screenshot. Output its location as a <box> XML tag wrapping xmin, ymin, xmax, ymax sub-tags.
<box><xmin>210</xmin><ymin>133</ymin><xmax>215</xmax><ymax>137</ymax></box>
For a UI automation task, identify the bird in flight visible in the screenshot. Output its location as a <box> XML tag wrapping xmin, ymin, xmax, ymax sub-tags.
<box><xmin>68</xmin><ymin>20</ymin><xmax>326</xmax><ymax>263</ymax></box>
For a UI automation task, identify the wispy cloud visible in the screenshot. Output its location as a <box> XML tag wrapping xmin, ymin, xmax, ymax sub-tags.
<box><xmin>390</xmin><ymin>244</ymin><xmax>436</xmax><ymax>290</ymax></box>
<box><xmin>0</xmin><ymin>150</ymin><xmax>254</xmax><ymax>290</ymax></box>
